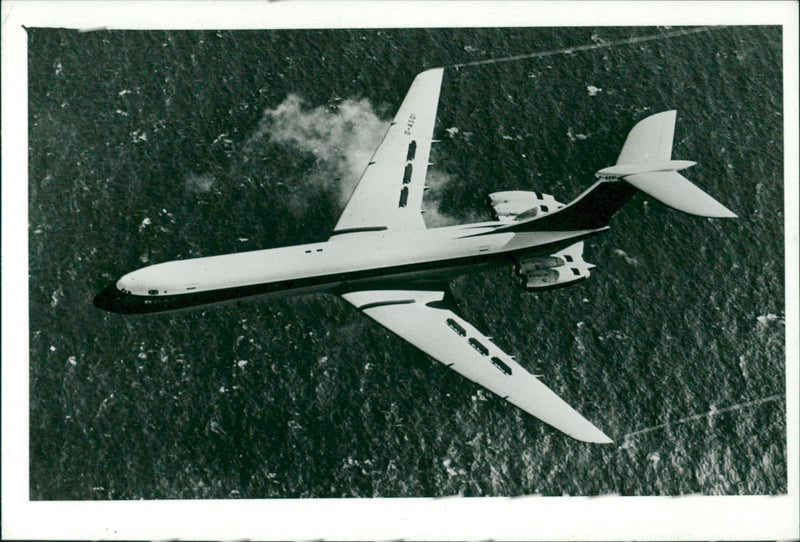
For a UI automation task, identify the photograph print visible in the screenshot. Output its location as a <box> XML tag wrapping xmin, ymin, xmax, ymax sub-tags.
<box><xmin>26</xmin><ymin>24</ymin><xmax>786</xmax><ymax>502</ymax></box>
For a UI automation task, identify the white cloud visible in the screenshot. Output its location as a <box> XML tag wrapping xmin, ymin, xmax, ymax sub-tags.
<box><xmin>252</xmin><ymin>94</ymin><xmax>388</xmax><ymax>206</ymax></box>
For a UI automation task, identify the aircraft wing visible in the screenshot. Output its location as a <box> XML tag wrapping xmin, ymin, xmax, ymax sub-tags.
<box><xmin>331</xmin><ymin>68</ymin><xmax>444</xmax><ymax>237</ymax></box>
<box><xmin>340</xmin><ymin>288</ymin><xmax>613</xmax><ymax>443</ymax></box>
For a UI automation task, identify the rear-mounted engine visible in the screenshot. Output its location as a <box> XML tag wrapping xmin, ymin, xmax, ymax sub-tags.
<box><xmin>514</xmin><ymin>242</ymin><xmax>595</xmax><ymax>291</ymax></box>
<box><xmin>486</xmin><ymin>191</ymin><xmax>565</xmax><ymax>222</ymax></box>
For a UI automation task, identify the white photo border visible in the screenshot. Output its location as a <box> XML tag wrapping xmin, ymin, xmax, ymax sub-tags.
<box><xmin>3</xmin><ymin>1</ymin><xmax>798</xmax><ymax>540</ymax></box>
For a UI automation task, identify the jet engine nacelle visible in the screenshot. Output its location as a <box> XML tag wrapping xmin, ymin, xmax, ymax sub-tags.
<box><xmin>487</xmin><ymin>191</ymin><xmax>565</xmax><ymax>222</ymax></box>
<box><xmin>515</xmin><ymin>242</ymin><xmax>595</xmax><ymax>291</ymax></box>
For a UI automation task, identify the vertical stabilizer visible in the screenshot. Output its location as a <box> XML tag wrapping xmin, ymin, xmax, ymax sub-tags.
<box><xmin>616</xmin><ymin>110</ymin><xmax>676</xmax><ymax>164</ymax></box>
<box><xmin>596</xmin><ymin>110</ymin><xmax>737</xmax><ymax>218</ymax></box>
<box><xmin>499</xmin><ymin>111</ymin><xmax>736</xmax><ymax>233</ymax></box>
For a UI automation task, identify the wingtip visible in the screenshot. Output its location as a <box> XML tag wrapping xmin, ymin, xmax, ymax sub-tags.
<box><xmin>596</xmin><ymin>434</ymin><xmax>614</xmax><ymax>445</ymax></box>
<box><xmin>416</xmin><ymin>67</ymin><xmax>445</xmax><ymax>79</ymax></box>
<box><xmin>707</xmin><ymin>205</ymin><xmax>738</xmax><ymax>219</ymax></box>
<box><xmin>582</xmin><ymin>430</ymin><xmax>614</xmax><ymax>444</ymax></box>
<box><xmin>568</xmin><ymin>425</ymin><xmax>614</xmax><ymax>444</ymax></box>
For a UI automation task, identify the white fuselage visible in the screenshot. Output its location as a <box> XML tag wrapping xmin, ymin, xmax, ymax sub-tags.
<box><xmin>95</xmin><ymin>220</ymin><xmax>601</xmax><ymax>314</ymax></box>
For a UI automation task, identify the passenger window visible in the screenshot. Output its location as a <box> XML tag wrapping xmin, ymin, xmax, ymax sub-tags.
<box><xmin>540</xmin><ymin>205</ymin><xmax>549</xmax><ymax>212</ymax></box>
<box><xmin>148</xmin><ymin>289</ymin><xmax>158</xmax><ymax>295</ymax></box>
<box><xmin>398</xmin><ymin>186</ymin><xmax>409</xmax><ymax>207</ymax></box>
<box><xmin>406</xmin><ymin>141</ymin><xmax>417</xmax><ymax>161</ymax></box>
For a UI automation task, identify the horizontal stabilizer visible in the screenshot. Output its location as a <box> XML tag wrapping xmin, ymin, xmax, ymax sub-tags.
<box><xmin>597</xmin><ymin>160</ymin><xmax>696</xmax><ymax>177</ymax></box>
<box><xmin>625</xmin><ymin>171</ymin><xmax>737</xmax><ymax>217</ymax></box>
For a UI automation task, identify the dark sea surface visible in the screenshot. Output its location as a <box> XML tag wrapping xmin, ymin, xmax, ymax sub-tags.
<box><xmin>28</xmin><ymin>26</ymin><xmax>785</xmax><ymax>499</ymax></box>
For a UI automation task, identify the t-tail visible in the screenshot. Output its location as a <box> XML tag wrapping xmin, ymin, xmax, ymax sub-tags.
<box><xmin>497</xmin><ymin>110</ymin><xmax>737</xmax><ymax>232</ymax></box>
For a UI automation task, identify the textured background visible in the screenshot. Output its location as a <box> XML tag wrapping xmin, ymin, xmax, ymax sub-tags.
<box><xmin>28</xmin><ymin>26</ymin><xmax>784</xmax><ymax>499</ymax></box>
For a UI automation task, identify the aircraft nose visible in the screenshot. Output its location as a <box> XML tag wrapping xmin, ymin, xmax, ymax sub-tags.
<box><xmin>93</xmin><ymin>283</ymin><xmax>129</xmax><ymax>313</ymax></box>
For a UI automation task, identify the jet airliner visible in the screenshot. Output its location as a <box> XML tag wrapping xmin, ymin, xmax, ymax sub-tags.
<box><xmin>94</xmin><ymin>68</ymin><xmax>736</xmax><ymax>443</ymax></box>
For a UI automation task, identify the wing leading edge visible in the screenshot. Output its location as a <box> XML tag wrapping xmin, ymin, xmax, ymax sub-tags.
<box><xmin>341</xmin><ymin>288</ymin><xmax>613</xmax><ymax>444</ymax></box>
<box><xmin>332</xmin><ymin>68</ymin><xmax>444</xmax><ymax>237</ymax></box>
